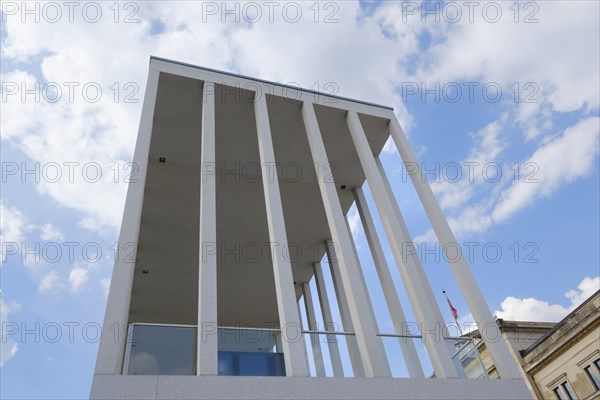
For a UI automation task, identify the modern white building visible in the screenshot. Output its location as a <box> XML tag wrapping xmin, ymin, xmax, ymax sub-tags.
<box><xmin>90</xmin><ymin>57</ymin><xmax>531</xmax><ymax>399</ymax></box>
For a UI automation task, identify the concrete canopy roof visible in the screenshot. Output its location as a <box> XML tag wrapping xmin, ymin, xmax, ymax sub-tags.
<box><xmin>128</xmin><ymin>59</ymin><xmax>394</xmax><ymax>328</ymax></box>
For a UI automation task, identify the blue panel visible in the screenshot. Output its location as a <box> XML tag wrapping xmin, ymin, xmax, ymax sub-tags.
<box><xmin>218</xmin><ymin>351</ymin><xmax>286</xmax><ymax>376</ymax></box>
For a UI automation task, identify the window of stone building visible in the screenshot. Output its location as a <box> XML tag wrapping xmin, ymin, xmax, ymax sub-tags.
<box><xmin>552</xmin><ymin>386</ymin><xmax>565</xmax><ymax>400</ymax></box>
<box><xmin>553</xmin><ymin>380</ymin><xmax>577</xmax><ymax>400</ymax></box>
<box><xmin>584</xmin><ymin>358</ymin><xmax>600</xmax><ymax>391</ymax></box>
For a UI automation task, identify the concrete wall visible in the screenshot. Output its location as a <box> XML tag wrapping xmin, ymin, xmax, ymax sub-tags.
<box><xmin>90</xmin><ymin>375</ymin><xmax>532</xmax><ymax>400</ymax></box>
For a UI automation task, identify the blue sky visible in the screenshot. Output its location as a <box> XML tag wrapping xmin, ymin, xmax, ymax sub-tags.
<box><xmin>1</xmin><ymin>1</ymin><xmax>599</xmax><ymax>398</ymax></box>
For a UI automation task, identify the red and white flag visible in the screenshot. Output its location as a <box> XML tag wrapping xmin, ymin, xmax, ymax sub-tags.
<box><xmin>443</xmin><ymin>290</ymin><xmax>458</xmax><ymax>320</ymax></box>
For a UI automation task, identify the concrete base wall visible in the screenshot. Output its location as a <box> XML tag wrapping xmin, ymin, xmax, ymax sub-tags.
<box><xmin>90</xmin><ymin>374</ymin><xmax>532</xmax><ymax>400</ymax></box>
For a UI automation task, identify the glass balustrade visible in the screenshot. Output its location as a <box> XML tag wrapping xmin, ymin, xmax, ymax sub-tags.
<box><xmin>445</xmin><ymin>337</ymin><xmax>489</xmax><ymax>379</ymax></box>
<box><xmin>124</xmin><ymin>323</ymin><xmax>487</xmax><ymax>379</ymax></box>
<box><xmin>125</xmin><ymin>323</ymin><xmax>197</xmax><ymax>375</ymax></box>
<box><xmin>125</xmin><ymin>324</ymin><xmax>285</xmax><ymax>376</ymax></box>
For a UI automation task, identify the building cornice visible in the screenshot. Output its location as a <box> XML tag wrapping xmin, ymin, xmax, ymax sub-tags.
<box><xmin>520</xmin><ymin>292</ymin><xmax>600</xmax><ymax>374</ymax></box>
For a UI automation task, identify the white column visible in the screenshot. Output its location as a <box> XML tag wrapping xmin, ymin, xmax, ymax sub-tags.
<box><xmin>94</xmin><ymin>68</ymin><xmax>160</xmax><ymax>375</ymax></box>
<box><xmin>343</xmin><ymin>217</ymin><xmax>387</xmax><ymax>377</ymax></box>
<box><xmin>302</xmin><ymin>283</ymin><xmax>326</xmax><ymax>377</ymax></box>
<box><xmin>388</xmin><ymin>116</ymin><xmax>522</xmax><ymax>379</ymax></box>
<box><xmin>353</xmin><ymin>186</ymin><xmax>425</xmax><ymax>378</ymax></box>
<box><xmin>375</xmin><ymin>158</ymin><xmax>466</xmax><ymax>378</ymax></box>
<box><xmin>302</xmin><ymin>101</ymin><xmax>390</xmax><ymax>378</ymax></box>
<box><xmin>343</xmin><ymin>216</ymin><xmax>377</xmax><ymax>325</ymax></box>
<box><xmin>255</xmin><ymin>94</ymin><xmax>310</xmax><ymax>377</ymax></box>
<box><xmin>343</xmin><ymin>216</ymin><xmax>390</xmax><ymax>348</ymax></box>
<box><xmin>325</xmin><ymin>240</ymin><xmax>366</xmax><ymax>378</ymax></box>
<box><xmin>313</xmin><ymin>262</ymin><xmax>345</xmax><ymax>377</ymax></box>
<box><xmin>197</xmin><ymin>82</ymin><xmax>218</xmax><ymax>375</ymax></box>
<box><xmin>346</xmin><ymin>110</ymin><xmax>459</xmax><ymax>378</ymax></box>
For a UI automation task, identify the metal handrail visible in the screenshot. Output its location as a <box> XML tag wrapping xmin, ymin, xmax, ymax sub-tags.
<box><xmin>131</xmin><ymin>324</ymin><xmax>478</xmax><ymax>344</ymax></box>
<box><xmin>130</xmin><ymin>324</ymin><xmax>476</xmax><ymax>341</ymax></box>
<box><xmin>218</xmin><ymin>326</ymin><xmax>281</xmax><ymax>332</ymax></box>
<box><xmin>302</xmin><ymin>329</ymin><xmax>355</xmax><ymax>336</ymax></box>
<box><xmin>376</xmin><ymin>333</ymin><xmax>423</xmax><ymax>339</ymax></box>
<box><xmin>130</xmin><ymin>322</ymin><xmax>197</xmax><ymax>328</ymax></box>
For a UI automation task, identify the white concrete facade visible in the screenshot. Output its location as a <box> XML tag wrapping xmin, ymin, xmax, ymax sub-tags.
<box><xmin>91</xmin><ymin>57</ymin><xmax>529</xmax><ymax>399</ymax></box>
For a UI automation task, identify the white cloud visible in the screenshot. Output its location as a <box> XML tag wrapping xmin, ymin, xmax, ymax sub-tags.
<box><xmin>0</xmin><ymin>201</ymin><xmax>29</xmax><ymax>265</ymax></box>
<box><xmin>69</xmin><ymin>265</ymin><xmax>89</xmax><ymax>292</ymax></box>
<box><xmin>413</xmin><ymin>228</ymin><xmax>437</xmax><ymax>246</ymax></box>
<box><xmin>496</xmin><ymin>297</ymin><xmax>570</xmax><ymax>323</ymax></box>
<box><xmin>226</xmin><ymin>1</ymin><xmax>418</xmax><ymax>124</ymax></box>
<box><xmin>100</xmin><ymin>278</ymin><xmax>111</xmax><ymax>296</ymax></box>
<box><xmin>1</xmin><ymin>0</ymin><xmax>598</xmax><ymax>279</ymax></box>
<box><xmin>38</xmin><ymin>265</ymin><xmax>91</xmax><ymax>294</ymax></box>
<box><xmin>565</xmin><ymin>277</ymin><xmax>600</xmax><ymax>308</ymax></box>
<box><xmin>0</xmin><ymin>293</ymin><xmax>22</xmax><ymax>367</ymax></box>
<box><xmin>0</xmin><ymin>201</ymin><xmax>27</xmax><ymax>244</ymax></box>
<box><xmin>416</xmin><ymin>116</ymin><xmax>599</xmax><ymax>242</ymax></box>
<box><xmin>0</xmin><ymin>203</ymin><xmax>69</xmax><ymax>267</ymax></box>
<box><xmin>456</xmin><ymin>312</ymin><xmax>478</xmax><ymax>335</ymax></box>
<box><xmin>415</xmin><ymin>202</ymin><xmax>494</xmax><ymax>244</ymax></box>
<box><xmin>1</xmin><ymin>70</ymin><xmax>131</xmax><ymax>233</ymax></box>
<box><xmin>39</xmin><ymin>223</ymin><xmax>64</xmax><ymax>242</ymax></box>
<box><xmin>347</xmin><ymin>206</ymin><xmax>362</xmax><ymax>240</ymax></box>
<box><xmin>495</xmin><ymin>276</ymin><xmax>600</xmax><ymax>322</ymax></box>
<box><xmin>0</xmin><ymin>2</ymin><xmax>431</xmax><ymax>236</ymax></box>
<box><xmin>381</xmin><ymin>136</ymin><xmax>398</xmax><ymax>154</ymax></box>
<box><xmin>413</xmin><ymin>1</ymin><xmax>599</xmax><ymax>135</ymax></box>
<box><xmin>492</xmin><ymin>117</ymin><xmax>600</xmax><ymax>223</ymax></box>
<box><xmin>38</xmin><ymin>270</ymin><xmax>62</xmax><ymax>294</ymax></box>
<box><xmin>431</xmin><ymin>116</ymin><xmax>507</xmax><ymax>211</ymax></box>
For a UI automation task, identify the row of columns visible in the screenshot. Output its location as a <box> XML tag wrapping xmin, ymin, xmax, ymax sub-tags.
<box><xmin>346</xmin><ymin>111</ymin><xmax>462</xmax><ymax>378</ymax></box>
<box><xmin>196</xmin><ymin>83</ymin><xmax>520</xmax><ymax>379</ymax></box>
<box><xmin>104</xmin><ymin>75</ymin><xmax>520</xmax><ymax>381</ymax></box>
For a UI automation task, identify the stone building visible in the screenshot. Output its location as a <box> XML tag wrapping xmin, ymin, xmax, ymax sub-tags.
<box><xmin>464</xmin><ymin>290</ymin><xmax>600</xmax><ymax>399</ymax></box>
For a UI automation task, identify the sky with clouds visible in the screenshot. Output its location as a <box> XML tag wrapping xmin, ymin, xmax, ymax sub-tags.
<box><xmin>1</xmin><ymin>1</ymin><xmax>599</xmax><ymax>398</ymax></box>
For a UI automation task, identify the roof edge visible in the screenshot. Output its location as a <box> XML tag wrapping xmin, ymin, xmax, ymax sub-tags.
<box><xmin>149</xmin><ymin>56</ymin><xmax>395</xmax><ymax>112</ymax></box>
<box><xmin>520</xmin><ymin>289</ymin><xmax>600</xmax><ymax>357</ymax></box>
